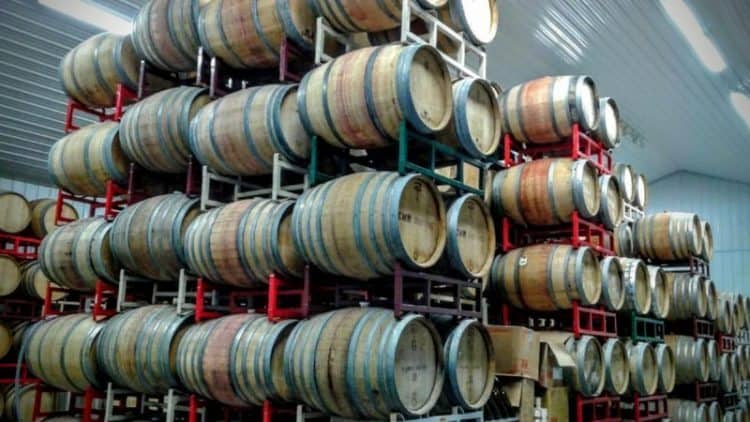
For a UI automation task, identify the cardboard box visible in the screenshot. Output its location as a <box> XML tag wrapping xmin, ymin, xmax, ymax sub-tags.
<box><xmin>537</xmin><ymin>332</ymin><xmax>576</xmax><ymax>389</ymax></box>
<box><xmin>487</xmin><ymin>325</ymin><xmax>540</xmax><ymax>380</ymax></box>
<box><xmin>542</xmin><ymin>387</ymin><xmax>569</xmax><ymax>422</ymax></box>
<box><xmin>503</xmin><ymin>377</ymin><xmax>536</xmax><ymax>422</ymax></box>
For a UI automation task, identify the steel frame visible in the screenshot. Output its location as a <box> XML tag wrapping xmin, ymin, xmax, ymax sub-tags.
<box><xmin>501</xmin><ymin>301</ymin><xmax>618</xmax><ymax>340</ymax></box>
<box><xmin>501</xmin><ymin>212</ymin><xmax>616</xmax><ymax>256</ymax></box>
<box><xmin>621</xmin><ymin>312</ymin><xmax>665</xmax><ymax>344</ymax></box>
<box><xmin>664</xmin><ymin>317</ymin><xmax>714</xmax><ymax>339</ymax></box>
<box><xmin>717</xmin><ymin>332</ymin><xmax>735</xmax><ymax>353</ymax></box>
<box><xmin>575</xmin><ymin>394</ymin><xmax>621</xmax><ymax>422</ymax></box>
<box><xmin>622</xmin><ymin>202</ymin><xmax>645</xmax><ymax>224</ymax></box>
<box><xmin>0</xmin><ymin>233</ymin><xmax>40</xmax><ymax>260</ymax></box>
<box><xmin>659</xmin><ymin>255</ymin><xmax>710</xmax><ymax>278</ymax></box>
<box><xmin>42</xmin><ymin>279</ymin><xmax>116</xmax><ymax>320</ymax></box>
<box><xmin>63</xmin><ymin>84</ymin><xmax>137</xmax><ymax>133</ymax></box>
<box><xmin>0</xmin><ymin>297</ymin><xmax>40</xmax><ymax>321</ymax></box>
<box><xmin>621</xmin><ymin>394</ymin><xmax>667</xmax><ymax>422</ymax></box>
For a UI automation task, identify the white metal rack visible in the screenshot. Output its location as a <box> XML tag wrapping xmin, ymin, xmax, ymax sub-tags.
<box><xmin>622</xmin><ymin>201</ymin><xmax>645</xmax><ymax>223</ymax></box>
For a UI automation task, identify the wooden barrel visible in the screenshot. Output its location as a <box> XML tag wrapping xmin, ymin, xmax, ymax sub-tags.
<box><xmin>500</xmin><ymin>75</ymin><xmax>599</xmax><ymax>144</ymax></box>
<box><xmin>709</xmin><ymin>402</ymin><xmax>723</xmax><ymax>422</ymax></box>
<box><xmin>717</xmin><ymin>298</ymin><xmax>736</xmax><ymax>334</ymax></box>
<box><xmin>613</xmin><ymin>163</ymin><xmax>635</xmax><ymax>203</ymax></box>
<box><xmin>283</xmin><ymin>307</ymin><xmax>444</xmax><ymax>419</ymax></box>
<box><xmin>11</xmin><ymin>321</ymin><xmax>31</xmax><ymax>352</ymax></box>
<box><xmin>705</xmin><ymin>279</ymin><xmax>719</xmax><ymax>321</ymax></box>
<box><xmin>616</xmin><ymin>258</ymin><xmax>651</xmax><ymax>315</ymax></box>
<box><xmin>0</xmin><ymin>191</ymin><xmax>31</xmax><ymax>233</ymax></box>
<box><xmin>591</xmin><ymin>97</ymin><xmax>620</xmax><ymax>149</ymax></box>
<box><xmin>437</xmin><ymin>78</ymin><xmax>502</xmax><ymax>158</ymax></box>
<box><xmin>184</xmin><ymin>199</ymin><xmax>303</xmax><ymax>287</ymax></box>
<box><xmin>720</xmin><ymin>353</ymin><xmax>736</xmax><ymax>392</ymax></box>
<box><xmin>19</xmin><ymin>261</ymin><xmax>66</xmax><ymax>301</ymax></box>
<box><xmin>308</xmin><ymin>0</ymin><xmax>443</xmax><ymax>33</ymax></box>
<box><xmin>665</xmin><ymin>273</ymin><xmax>707</xmax><ymax>320</ymax></box>
<box><xmin>189</xmin><ymin>85</ymin><xmax>309</xmax><ymax>176</ymax></box>
<box><xmin>490</xmin><ymin>158</ymin><xmax>600</xmax><ymax>226</ymax></box>
<box><xmin>59</xmin><ymin>33</ymin><xmax>140</xmax><ymax>108</ymax></box>
<box><xmin>737</xmin><ymin>348</ymin><xmax>748</xmax><ymax>380</ymax></box>
<box><xmin>596</xmin><ymin>174</ymin><xmax>623</xmax><ymax>230</ymax></box>
<box><xmin>110</xmin><ymin>193</ymin><xmax>199</xmax><ymax>281</ymax></box>
<box><xmin>724</xmin><ymin>293</ymin><xmax>746</xmax><ymax>330</ymax></box>
<box><xmin>0</xmin><ymin>322</ymin><xmax>11</xmax><ymax>361</ymax></box>
<box><xmin>666</xmin><ymin>335</ymin><xmax>709</xmax><ymax>384</ymax></box>
<box><xmin>439</xmin><ymin>319</ymin><xmax>494</xmax><ymax>410</ymax></box>
<box><xmin>131</xmin><ymin>0</ymin><xmax>202</xmax><ymax>72</ymax></box>
<box><xmin>292</xmin><ymin>172</ymin><xmax>446</xmax><ymax>279</ymax></box>
<box><xmin>724</xmin><ymin>410</ymin><xmax>736</xmax><ymax>422</ymax></box>
<box><xmin>176</xmin><ymin>314</ymin><xmax>296</xmax><ymax>406</ymax></box>
<box><xmin>120</xmin><ymin>87</ymin><xmax>211</xmax><ymax>173</ymax></box>
<box><xmin>443</xmin><ymin>194</ymin><xmax>495</xmax><ymax>279</ymax></box>
<box><xmin>614</xmin><ymin>223</ymin><xmax>634</xmax><ymax>257</ymax></box>
<box><xmin>564</xmin><ymin>336</ymin><xmax>604</xmax><ymax>397</ymax></box>
<box><xmin>25</xmin><ymin>314</ymin><xmax>104</xmax><ymax>392</ymax></box>
<box><xmin>490</xmin><ymin>244</ymin><xmax>601</xmax><ymax>311</ymax></box>
<box><xmin>708</xmin><ymin>339</ymin><xmax>720</xmax><ymax>381</ymax></box>
<box><xmin>598</xmin><ymin>256</ymin><xmax>625</xmax><ymax>311</ymax></box>
<box><xmin>655</xmin><ymin>343</ymin><xmax>676</xmax><ymax>393</ymax></box>
<box><xmin>647</xmin><ymin>265</ymin><xmax>669</xmax><ymax>319</ymax></box>
<box><xmin>634</xmin><ymin>173</ymin><xmax>648</xmax><ymax>210</ymax></box>
<box><xmin>198</xmin><ymin>0</ymin><xmax>315</xmax><ymax>69</ymax></box>
<box><xmin>625</xmin><ymin>342</ymin><xmax>658</xmax><ymax>396</ymax></box>
<box><xmin>96</xmin><ymin>305</ymin><xmax>192</xmax><ymax>394</ymax></box>
<box><xmin>47</xmin><ymin>122</ymin><xmax>129</xmax><ymax>196</ymax></box>
<box><xmin>744</xmin><ymin>297</ymin><xmax>750</xmax><ymax>329</ymax></box>
<box><xmin>0</xmin><ymin>255</ymin><xmax>21</xmax><ymax>297</ymax></box>
<box><xmin>602</xmin><ymin>338</ymin><xmax>629</xmax><ymax>395</ymax></box>
<box><xmin>4</xmin><ymin>385</ymin><xmax>55</xmax><ymax>422</ymax></box>
<box><xmin>39</xmin><ymin>218</ymin><xmax>119</xmax><ymax>291</ymax></box>
<box><xmin>633</xmin><ymin>212</ymin><xmax>703</xmax><ymax>261</ymax></box>
<box><xmin>298</xmin><ymin>45</ymin><xmax>453</xmax><ymax>149</ymax></box>
<box><xmin>438</xmin><ymin>0</ymin><xmax>499</xmax><ymax>45</ymax></box>
<box><xmin>29</xmin><ymin>199</ymin><xmax>78</xmax><ymax>238</ymax></box>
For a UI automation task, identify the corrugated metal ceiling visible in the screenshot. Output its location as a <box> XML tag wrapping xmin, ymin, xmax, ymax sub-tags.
<box><xmin>0</xmin><ymin>0</ymin><xmax>749</xmax><ymax>186</ymax></box>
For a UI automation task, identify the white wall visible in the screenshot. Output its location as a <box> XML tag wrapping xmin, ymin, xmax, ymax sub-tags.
<box><xmin>0</xmin><ymin>177</ymin><xmax>88</xmax><ymax>217</ymax></box>
<box><xmin>648</xmin><ymin>171</ymin><xmax>750</xmax><ymax>295</ymax></box>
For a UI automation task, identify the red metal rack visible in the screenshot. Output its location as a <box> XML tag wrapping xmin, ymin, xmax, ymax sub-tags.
<box><xmin>664</xmin><ymin>317</ymin><xmax>715</xmax><ymax>339</ymax></box>
<box><xmin>501</xmin><ymin>212</ymin><xmax>616</xmax><ymax>256</ymax></box>
<box><xmin>32</xmin><ymin>385</ymin><xmax>105</xmax><ymax>422</ymax></box>
<box><xmin>0</xmin><ymin>298</ymin><xmax>41</xmax><ymax>321</ymax></box>
<box><xmin>64</xmin><ymin>84</ymin><xmax>137</xmax><ymax>133</ymax></box>
<box><xmin>42</xmin><ymin>279</ymin><xmax>116</xmax><ymax>320</ymax></box>
<box><xmin>576</xmin><ymin>394</ymin><xmax>621</xmax><ymax>422</ymax></box>
<box><xmin>717</xmin><ymin>332</ymin><xmax>735</xmax><ymax>353</ymax></box>
<box><xmin>501</xmin><ymin>301</ymin><xmax>618</xmax><ymax>340</ymax></box>
<box><xmin>672</xmin><ymin>382</ymin><xmax>719</xmax><ymax>403</ymax></box>
<box><xmin>503</xmin><ymin>123</ymin><xmax>613</xmax><ymax>174</ymax></box>
<box><xmin>0</xmin><ymin>233</ymin><xmax>40</xmax><ymax>260</ymax></box>
<box><xmin>622</xmin><ymin>394</ymin><xmax>668</xmax><ymax>422</ymax></box>
<box><xmin>660</xmin><ymin>255</ymin><xmax>710</xmax><ymax>278</ymax></box>
<box><xmin>0</xmin><ymin>362</ymin><xmax>37</xmax><ymax>385</ymax></box>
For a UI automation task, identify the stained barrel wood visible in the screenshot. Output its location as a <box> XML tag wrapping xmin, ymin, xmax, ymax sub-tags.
<box><xmin>39</xmin><ymin>218</ymin><xmax>119</xmax><ymax>291</ymax></box>
<box><xmin>723</xmin><ymin>293</ymin><xmax>745</xmax><ymax>332</ymax></box>
<box><xmin>596</xmin><ymin>174</ymin><xmax>623</xmax><ymax>230</ymax></box>
<box><xmin>198</xmin><ymin>0</ymin><xmax>315</xmax><ymax>69</ymax></box>
<box><xmin>437</xmin><ymin>78</ymin><xmax>502</xmax><ymax>158</ymax></box>
<box><xmin>708</xmin><ymin>339</ymin><xmax>720</xmax><ymax>381</ymax></box>
<box><xmin>59</xmin><ymin>33</ymin><xmax>140</xmax><ymax>108</ymax></box>
<box><xmin>591</xmin><ymin>97</ymin><xmax>620</xmax><ymax>149</ymax></box>
<box><xmin>564</xmin><ymin>336</ymin><xmax>605</xmax><ymax>397</ymax></box>
<box><xmin>120</xmin><ymin>87</ymin><xmax>210</xmax><ymax>173</ymax></box>
<box><xmin>633</xmin><ymin>173</ymin><xmax>648</xmax><ymax>210</ymax></box>
<box><xmin>131</xmin><ymin>0</ymin><xmax>202</xmax><ymax>72</ymax></box>
<box><xmin>655</xmin><ymin>343</ymin><xmax>676</xmax><ymax>393</ymax></box>
<box><xmin>625</xmin><ymin>342</ymin><xmax>658</xmax><ymax>396</ymax></box>
<box><xmin>110</xmin><ymin>193</ymin><xmax>199</xmax><ymax>281</ymax></box>
<box><xmin>292</xmin><ymin>172</ymin><xmax>446</xmax><ymax>279</ymax></box>
<box><xmin>25</xmin><ymin>314</ymin><xmax>104</xmax><ymax>392</ymax></box>
<box><xmin>96</xmin><ymin>305</ymin><xmax>192</xmax><ymax>394</ymax></box>
<box><xmin>440</xmin><ymin>319</ymin><xmax>494</xmax><ymax>410</ymax></box>
<box><xmin>0</xmin><ymin>255</ymin><xmax>21</xmax><ymax>297</ymax></box>
<box><xmin>298</xmin><ymin>45</ymin><xmax>453</xmax><ymax>149</ymax></box>
<box><xmin>744</xmin><ymin>297</ymin><xmax>750</xmax><ymax>329</ymax></box>
<box><xmin>720</xmin><ymin>353</ymin><xmax>735</xmax><ymax>392</ymax></box>
<box><xmin>698</xmin><ymin>220</ymin><xmax>714</xmax><ymax>262</ymax></box>
<box><xmin>283</xmin><ymin>307</ymin><xmax>444</xmax><ymax>419</ymax></box>
<box><xmin>0</xmin><ymin>191</ymin><xmax>31</xmax><ymax>234</ymax></box>
<box><xmin>614</xmin><ymin>223</ymin><xmax>634</xmax><ymax>257</ymax></box>
<box><xmin>443</xmin><ymin>194</ymin><xmax>495</xmax><ymax>279</ymax></box>
<box><xmin>309</xmin><ymin>0</ymin><xmax>442</xmax><ymax>33</ymax></box>
<box><xmin>664</xmin><ymin>273</ymin><xmax>707</xmax><ymax>320</ymax></box>
<box><xmin>500</xmin><ymin>75</ymin><xmax>598</xmax><ymax>144</ymax></box>
<box><xmin>666</xmin><ymin>335</ymin><xmax>709</xmax><ymax>384</ymax></box>
<box><xmin>489</xmin><ymin>244</ymin><xmax>602</xmax><ymax>311</ymax></box>
<box><xmin>598</xmin><ymin>256</ymin><xmax>625</xmax><ymax>311</ymax></box>
<box><xmin>633</xmin><ymin>212</ymin><xmax>703</xmax><ymax>261</ymax></box>
<box><xmin>189</xmin><ymin>85</ymin><xmax>309</xmax><ymax>176</ymax></box>
<box><xmin>708</xmin><ymin>402</ymin><xmax>723</xmax><ymax>422</ymax></box>
<box><xmin>602</xmin><ymin>338</ymin><xmax>629</xmax><ymax>395</ymax></box>
<box><xmin>705</xmin><ymin>279</ymin><xmax>719</xmax><ymax>321</ymax></box>
<box><xmin>29</xmin><ymin>199</ymin><xmax>78</xmax><ymax>238</ymax></box>
<box><xmin>4</xmin><ymin>385</ymin><xmax>55</xmax><ymax>422</ymax></box>
<box><xmin>184</xmin><ymin>199</ymin><xmax>303</xmax><ymax>287</ymax></box>
<box><xmin>613</xmin><ymin>163</ymin><xmax>635</xmax><ymax>203</ymax></box>
<box><xmin>439</xmin><ymin>0</ymin><xmax>499</xmax><ymax>45</ymax></box>
<box><xmin>19</xmin><ymin>261</ymin><xmax>66</xmax><ymax>301</ymax></box>
<box><xmin>490</xmin><ymin>158</ymin><xmax>600</xmax><ymax>226</ymax></box>
<box><xmin>616</xmin><ymin>258</ymin><xmax>651</xmax><ymax>315</ymax></box>
<box><xmin>0</xmin><ymin>322</ymin><xmax>11</xmax><ymax>360</ymax></box>
<box><xmin>48</xmin><ymin>122</ymin><xmax>129</xmax><ymax>196</ymax></box>
<box><xmin>647</xmin><ymin>265</ymin><xmax>670</xmax><ymax>319</ymax></box>
<box><xmin>717</xmin><ymin>298</ymin><xmax>735</xmax><ymax>334</ymax></box>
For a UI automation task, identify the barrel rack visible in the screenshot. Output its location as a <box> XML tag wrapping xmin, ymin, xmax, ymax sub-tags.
<box><xmin>665</xmin><ymin>317</ymin><xmax>715</xmax><ymax>339</ymax></box>
<box><xmin>0</xmin><ymin>232</ymin><xmax>40</xmax><ymax>260</ymax></box>
<box><xmin>63</xmin><ymin>84</ymin><xmax>137</xmax><ymax>133</ymax></box>
<box><xmin>42</xmin><ymin>279</ymin><xmax>117</xmax><ymax>321</ymax></box>
<box><xmin>618</xmin><ymin>312</ymin><xmax>665</xmax><ymax>344</ymax></box>
<box><xmin>620</xmin><ymin>393</ymin><xmax>668</xmax><ymax>422</ymax></box>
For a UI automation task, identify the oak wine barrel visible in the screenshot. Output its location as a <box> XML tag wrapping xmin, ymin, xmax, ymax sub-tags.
<box><xmin>0</xmin><ymin>191</ymin><xmax>31</xmax><ymax>234</ymax></box>
<box><xmin>438</xmin><ymin>0</ymin><xmax>499</xmax><ymax>45</ymax></box>
<box><xmin>19</xmin><ymin>261</ymin><xmax>66</xmax><ymax>301</ymax></box>
<box><xmin>443</xmin><ymin>194</ymin><xmax>495</xmax><ymax>279</ymax></box>
<box><xmin>737</xmin><ymin>348</ymin><xmax>748</xmax><ymax>380</ymax></box>
<box><xmin>564</xmin><ymin>336</ymin><xmax>605</xmax><ymax>397</ymax></box>
<box><xmin>665</xmin><ymin>273</ymin><xmax>707</xmax><ymax>320</ymax></box>
<box><xmin>48</xmin><ymin>122</ymin><xmax>129</xmax><ymax>196</ymax></box>
<box><xmin>283</xmin><ymin>307</ymin><xmax>444</xmax><ymax>419</ymax></box>
<box><xmin>39</xmin><ymin>218</ymin><xmax>119</xmax><ymax>291</ymax></box>
<box><xmin>189</xmin><ymin>85</ymin><xmax>309</xmax><ymax>176</ymax></box>
<box><xmin>668</xmin><ymin>399</ymin><xmax>704</xmax><ymax>422</ymax></box>
<box><xmin>96</xmin><ymin>305</ymin><xmax>192</xmax><ymax>394</ymax></box>
<box><xmin>596</xmin><ymin>174</ymin><xmax>623</xmax><ymax>229</ymax></box>
<box><xmin>184</xmin><ymin>199</ymin><xmax>303</xmax><ymax>287</ymax></box>
<box><xmin>705</xmin><ymin>279</ymin><xmax>719</xmax><ymax>321</ymax></box>
<box><xmin>131</xmin><ymin>0</ymin><xmax>203</xmax><ymax>72</ymax></box>
<box><xmin>0</xmin><ymin>322</ymin><xmax>11</xmax><ymax>360</ymax></box>
<box><xmin>709</xmin><ymin>402</ymin><xmax>723</xmax><ymax>422</ymax></box>
<box><xmin>614</xmin><ymin>223</ymin><xmax>634</xmax><ymax>257</ymax></box>
<box><xmin>745</xmin><ymin>296</ymin><xmax>750</xmax><ymax>329</ymax></box>
<box><xmin>25</xmin><ymin>314</ymin><xmax>104</xmax><ymax>392</ymax></box>
<box><xmin>602</xmin><ymin>338</ymin><xmax>629</xmax><ymax>395</ymax></box>
<box><xmin>439</xmin><ymin>319</ymin><xmax>494</xmax><ymax>410</ymax></box>
<box><xmin>59</xmin><ymin>33</ymin><xmax>140</xmax><ymax>108</ymax></box>
<box><xmin>4</xmin><ymin>385</ymin><xmax>55</xmax><ymax>422</ymax></box>
<box><xmin>633</xmin><ymin>212</ymin><xmax>703</xmax><ymax>261</ymax></box>
<box><xmin>724</xmin><ymin>293</ymin><xmax>746</xmax><ymax>331</ymax></box>
<box><xmin>292</xmin><ymin>172</ymin><xmax>446</xmax><ymax>279</ymax></box>
<box><xmin>647</xmin><ymin>265</ymin><xmax>670</xmax><ymax>319</ymax></box>
<box><xmin>717</xmin><ymin>298</ymin><xmax>735</xmax><ymax>334</ymax></box>
<box><xmin>490</xmin><ymin>158</ymin><xmax>600</xmax><ymax>226</ymax></box>
<box><xmin>110</xmin><ymin>193</ymin><xmax>199</xmax><ymax>281</ymax></box>
<box><xmin>666</xmin><ymin>335</ymin><xmax>709</xmax><ymax>384</ymax></box>
<box><xmin>655</xmin><ymin>343</ymin><xmax>676</xmax><ymax>393</ymax></box>
<box><xmin>28</xmin><ymin>199</ymin><xmax>78</xmax><ymax>238</ymax></box>
<box><xmin>633</xmin><ymin>173</ymin><xmax>648</xmax><ymax>210</ymax></box>
<box><xmin>720</xmin><ymin>353</ymin><xmax>736</xmax><ymax>392</ymax></box>
<box><xmin>298</xmin><ymin>45</ymin><xmax>453</xmax><ymax>149</ymax></box>
<box><xmin>198</xmin><ymin>0</ymin><xmax>315</xmax><ymax>69</ymax></box>
<box><xmin>309</xmin><ymin>0</ymin><xmax>446</xmax><ymax>33</ymax></box>
<box><xmin>591</xmin><ymin>97</ymin><xmax>620</xmax><ymax>149</ymax></box>
<box><xmin>708</xmin><ymin>339</ymin><xmax>720</xmax><ymax>382</ymax></box>
<box><xmin>0</xmin><ymin>255</ymin><xmax>21</xmax><ymax>297</ymax></box>
<box><xmin>613</xmin><ymin>163</ymin><xmax>635</xmax><ymax>203</ymax></box>
<box><xmin>437</xmin><ymin>78</ymin><xmax>502</xmax><ymax>159</ymax></box>
<box><xmin>490</xmin><ymin>244</ymin><xmax>601</xmax><ymax>311</ymax></box>
<box><xmin>625</xmin><ymin>342</ymin><xmax>658</xmax><ymax>396</ymax></box>
<box><xmin>500</xmin><ymin>75</ymin><xmax>599</xmax><ymax>144</ymax></box>
<box><xmin>616</xmin><ymin>258</ymin><xmax>651</xmax><ymax>315</ymax></box>
<box><xmin>120</xmin><ymin>87</ymin><xmax>211</xmax><ymax>173</ymax></box>
<box><xmin>598</xmin><ymin>256</ymin><xmax>625</xmax><ymax>312</ymax></box>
